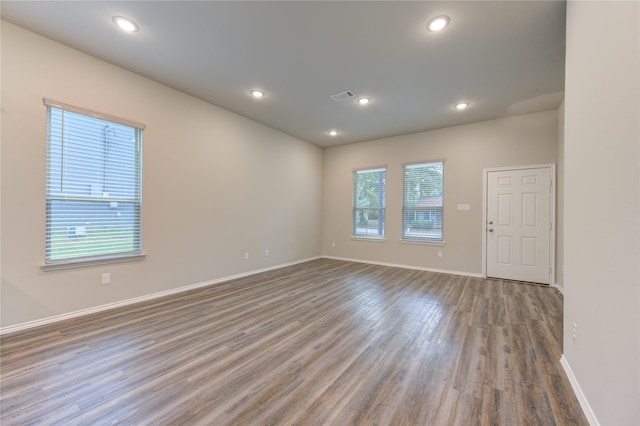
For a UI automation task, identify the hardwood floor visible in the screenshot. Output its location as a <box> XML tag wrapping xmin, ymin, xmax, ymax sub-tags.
<box><xmin>1</xmin><ymin>259</ymin><xmax>587</xmax><ymax>425</ymax></box>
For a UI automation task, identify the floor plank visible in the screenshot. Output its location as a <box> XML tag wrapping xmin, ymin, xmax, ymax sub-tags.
<box><xmin>1</xmin><ymin>259</ymin><xmax>587</xmax><ymax>425</ymax></box>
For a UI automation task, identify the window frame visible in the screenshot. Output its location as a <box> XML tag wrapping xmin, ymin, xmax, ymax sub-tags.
<box><xmin>42</xmin><ymin>99</ymin><xmax>145</xmax><ymax>270</ymax></box>
<box><xmin>352</xmin><ymin>166</ymin><xmax>387</xmax><ymax>238</ymax></box>
<box><xmin>401</xmin><ymin>160</ymin><xmax>445</xmax><ymax>243</ymax></box>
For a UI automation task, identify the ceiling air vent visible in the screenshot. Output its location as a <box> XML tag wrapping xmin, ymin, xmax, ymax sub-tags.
<box><xmin>330</xmin><ymin>90</ymin><xmax>356</xmax><ymax>102</ymax></box>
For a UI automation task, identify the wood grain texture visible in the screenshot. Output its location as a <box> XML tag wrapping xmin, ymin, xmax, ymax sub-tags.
<box><xmin>1</xmin><ymin>259</ymin><xmax>587</xmax><ymax>425</ymax></box>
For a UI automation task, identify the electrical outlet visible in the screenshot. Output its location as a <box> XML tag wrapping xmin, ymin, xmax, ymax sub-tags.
<box><xmin>437</xmin><ymin>250</ymin><xmax>443</xmax><ymax>258</ymax></box>
<box><xmin>101</xmin><ymin>273</ymin><xmax>111</xmax><ymax>285</ymax></box>
<box><xmin>244</xmin><ymin>252</ymin><xmax>249</xmax><ymax>260</ymax></box>
<box><xmin>572</xmin><ymin>323</ymin><xmax>578</xmax><ymax>343</ymax></box>
<box><xmin>264</xmin><ymin>249</ymin><xmax>269</xmax><ymax>257</ymax></box>
<box><xmin>332</xmin><ymin>242</ymin><xmax>336</xmax><ymax>248</ymax></box>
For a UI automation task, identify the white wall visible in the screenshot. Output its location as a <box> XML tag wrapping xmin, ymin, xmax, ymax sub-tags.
<box><xmin>563</xmin><ymin>1</ymin><xmax>640</xmax><ymax>424</ymax></box>
<box><xmin>0</xmin><ymin>22</ymin><xmax>323</xmax><ymax>328</ymax></box>
<box><xmin>556</xmin><ymin>100</ymin><xmax>565</xmax><ymax>290</ymax></box>
<box><xmin>323</xmin><ymin>110</ymin><xmax>559</xmax><ymax>274</ymax></box>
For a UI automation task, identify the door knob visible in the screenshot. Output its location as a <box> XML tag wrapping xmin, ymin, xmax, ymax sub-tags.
<box><xmin>488</xmin><ymin>228</ymin><xmax>494</xmax><ymax>232</ymax></box>
<box><xmin>488</xmin><ymin>221</ymin><xmax>493</xmax><ymax>225</ymax></box>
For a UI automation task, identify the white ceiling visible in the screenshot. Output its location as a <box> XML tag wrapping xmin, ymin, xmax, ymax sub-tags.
<box><xmin>0</xmin><ymin>1</ymin><xmax>566</xmax><ymax>148</ymax></box>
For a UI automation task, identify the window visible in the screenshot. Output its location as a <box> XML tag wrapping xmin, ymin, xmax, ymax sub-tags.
<box><xmin>44</xmin><ymin>100</ymin><xmax>143</xmax><ymax>264</ymax></box>
<box><xmin>402</xmin><ymin>161</ymin><xmax>444</xmax><ymax>241</ymax></box>
<box><xmin>352</xmin><ymin>167</ymin><xmax>386</xmax><ymax>237</ymax></box>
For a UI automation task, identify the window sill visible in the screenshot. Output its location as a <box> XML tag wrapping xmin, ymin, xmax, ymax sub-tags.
<box><xmin>350</xmin><ymin>236</ymin><xmax>387</xmax><ymax>243</ymax></box>
<box><xmin>399</xmin><ymin>238</ymin><xmax>446</xmax><ymax>246</ymax></box>
<box><xmin>41</xmin><ymin>253</ymin><xmax>146</xmax><ymax>271</ymax></box>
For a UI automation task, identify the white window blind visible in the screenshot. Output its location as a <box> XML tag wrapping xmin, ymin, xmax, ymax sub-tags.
<box><xmin>353</xmin><ymin>167</ymin><xmax>386</xmax><ymax>237</ymax></box>
<box><xmin>45</xmin><ymin>101</ymin><xmax>143</xmax><ymax>264</ymax></box>
<box><xmin>402</xmin><ymin>161</ymin><xmax>444</xmax><ymax>241</ymax></box>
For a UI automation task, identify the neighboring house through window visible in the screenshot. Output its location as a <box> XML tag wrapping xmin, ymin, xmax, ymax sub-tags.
<box><xmin>44</xmin><ymin>100</ymin><xmax>143</xmax><ymax>265</ymax></box>
<box><xmin>352</xmin><ymin>167</ymin><xmax>386</xmax><ymax>237</ymax></box>
<box><xmin>402</xmin><ymin>161</ymin><xmax>444</xmax><ymax>241</ymax></box>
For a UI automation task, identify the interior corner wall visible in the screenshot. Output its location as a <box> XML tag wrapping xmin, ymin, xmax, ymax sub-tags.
<box><xmin>322</xmin><ymin>110</ymin><xmax>559</xmax><ymax>274</ymax></box>
<box><xmin>563</xmin><ymin>1</ymin><xmax>640</xmax><ymax>424</ymax></box>
<box><xmin>0</xmin><ymin>21</ymin><xmax>323</xmax><ymax>328</ymax></box>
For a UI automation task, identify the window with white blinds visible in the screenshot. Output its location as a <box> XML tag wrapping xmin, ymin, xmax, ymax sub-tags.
<box><xmin>45</xmin><ymin>101</ymin><xmax>143</xmax><ymax>264</ymax></box>
<box><xmin>402</xmin><ymin>161</ymin><xmax>444</xmax><ymax>241</ymax></box>
<box><xmin>352</xmin><ymin>167</ymin><xmax>386</xmax><ymax>237</ymax></box>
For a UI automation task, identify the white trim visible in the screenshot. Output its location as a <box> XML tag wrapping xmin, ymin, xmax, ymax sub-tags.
<box><xmin>0</xmin><ymin>256</ymin><xmax>321</xmax><ymax>336</ymax></box>
<box><xmin>42</xmin><ymin>254</ymin><xmax>146</xmax><ymax>271</ymax></box>
<box><xmin>353</xmin><ymin>165</ymin><xmax>387</xmax><ymax>173</ymax></box>
<box><xmin>322</xmin><ymin>255</ymin><xmax>483</xmax><ymax>278</ymax></box>
<box><xmin>399</xmin><ymin>238</ymin><xmax>446</xmax><ymax>246</ymax></box>
<box><xmin>482</xmin><ymin>164</ymin><xmax>556</xmax><ymax>285</ymax></box>
<box><xmin>549</xmin><ymin>164</ymin><xmax>557</xmax><ymax>286</ymax></box>
<box><xmin>560</xmin><ymin>355</ymin><xmax>600</xmax><ymax>426</ymax></box>
<box><xmin>350</xmin><ymin>236</ymin><xmax>387</xmax><ymax>242</ymax></box>
<box><xmin>552</xmin><ymin>282</ymin><xmax>564</xmax><ymax>295</ymax></box>
<box><xmin>43</xmin><ymin>98</ymin><xmax>146</xmax><ymax>129</ymax></box>
<box><xmin>482</xmin><ymin>169</ymin><xmax>488</xmax><ymax>276</ymax></box>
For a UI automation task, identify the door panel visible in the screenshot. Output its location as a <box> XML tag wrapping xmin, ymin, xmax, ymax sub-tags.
<box><xmin>498</xmin><ymin>194</ymin><xmax>512</xmax><ymax>226</ymax></box>
<box><xmin>486</xmin><ymin>167</ymin><xmax>551</xmax><ymax>284</ymax></box>
<box><xmin>497</xmin><ymin>236</ymin><xmax>512</xmax><ymax>264</ymax></box>
<box><xmin>522</xmin><ymin>193</ymin><xmax>537</xmax><ymax>226</ymax></box>
<box><xmin>522</xmin><ymin>237</ymin><xmax>537</xmax><ymax>267</ymax></box>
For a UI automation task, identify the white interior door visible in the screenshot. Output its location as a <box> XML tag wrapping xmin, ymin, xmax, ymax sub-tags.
<box><xmin>486</xmin><ymin>167</ymin><xmax>552</xmax><ymax>284</ymax></box>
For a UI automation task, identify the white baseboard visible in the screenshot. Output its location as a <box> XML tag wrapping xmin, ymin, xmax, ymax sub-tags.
<box><xmin>560</xmin><ymin>355</ymin><xmax>600</xmax><ymax>426</ymax></box>
<box><xmin>552</xmin><ymin>282</ymin><xmax>565</xmax><ymax>294</ymax></box>
<box><xmin>322</xmin><ymin>255</ymin><xmax>484</xmax><ymax>278</ymax></box>
<box><xmin>0</xmin><ymin>256</ymin><xmax>321</xmax><ymax>336</ymax></box>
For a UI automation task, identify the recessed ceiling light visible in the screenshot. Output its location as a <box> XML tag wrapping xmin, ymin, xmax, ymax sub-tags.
<box><xmin>455</xmin><ymin>102</ymin><xmax>469</xmax><ymax>110</ymax></box>
<box><xmin>113</xmin><ymin>16</ymin><xmax>139</xmax><ymax>33</ymax></box>
<box><xmin>357</xmin><ymin>97</ymin><xmax>371</xmax><ymax>105</ymax></box>
<box><xmin>251</xmin><ymin>90</ymin><xmax>265</xmax><ymax>98</ymax></box>
<box><xmin>328</xmin><ymin>130</ymin><xmax>338</xmax><ymax>137</ymax></box>
<box><xmin>427</xmin><ymin>15</ymin><xmax>450</xmax><ymax>32</ymax></box>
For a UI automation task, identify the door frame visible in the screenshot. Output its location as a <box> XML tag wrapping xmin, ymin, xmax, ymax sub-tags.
<box><xmin>482</xmin><ymin>164</ymin><xmax>556</xmax><ymax>284</ymax></box>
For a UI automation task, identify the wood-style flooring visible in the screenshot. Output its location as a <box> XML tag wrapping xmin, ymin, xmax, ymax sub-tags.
<box><xmin>1</xmin><ymin>259</ymin><xmax>587</xmax><ymax>425</ymax></box>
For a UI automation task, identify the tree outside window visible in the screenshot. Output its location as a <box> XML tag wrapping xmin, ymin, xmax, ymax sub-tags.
<box><xmin>402</xmin><ymin>162</ymin><xmax>444</xmax><ymax>241</ymax></box>
<box><xmin>353</xmin><ymin>168</ymin><xmax>386</xmax><ymax>237</ymax></box>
